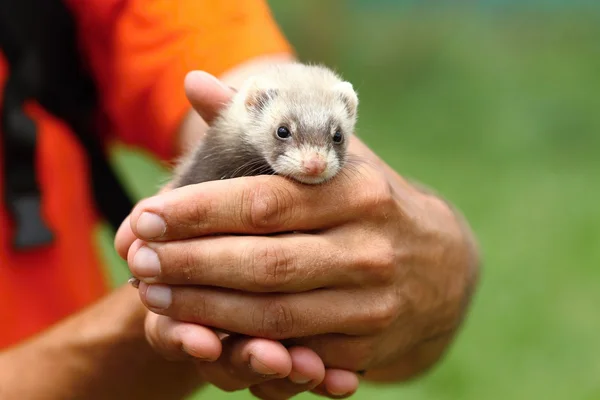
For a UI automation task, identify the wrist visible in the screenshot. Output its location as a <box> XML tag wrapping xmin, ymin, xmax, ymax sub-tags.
<box><xmin>405</xmin><ymin>179</ymin><xmax>481</xmax><ymax>323</ymax></box>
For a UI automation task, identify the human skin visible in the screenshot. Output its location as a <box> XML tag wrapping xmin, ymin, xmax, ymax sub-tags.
<box><xmin>129</xmin><ymin>54</ymin><xmax>367</xmax><ymax>399</ymax></box>
<box><xmin>0</xmin><ymin>55</ymin><xmax>358</xmax><ymax>400</ymax></box>
<box><xmin>118</xmin><ymin>57</ymin><xmax>480</xmax><ymax>399</ymax></box>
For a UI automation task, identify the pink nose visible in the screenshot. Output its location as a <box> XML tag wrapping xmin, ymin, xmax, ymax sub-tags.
<box><xmin>302</xmin><ymin>156</ymin><xmax>327</xmax><ymax>176</ymax></box>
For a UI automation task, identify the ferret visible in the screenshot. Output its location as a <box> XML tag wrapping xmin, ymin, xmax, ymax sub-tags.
<box><xmin>128</xmin><ymin>63</ymin><xmax>358</xmax><ymax>288</ymax></box>
<box><xmin>171</xmin><ymin>62</ymin><xmax>359</xmax><ymax>187</ymax></box>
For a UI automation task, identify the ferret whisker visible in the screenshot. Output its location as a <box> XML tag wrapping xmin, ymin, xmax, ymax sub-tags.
<box><xmin>226</xmin><ymin>158</ymin><xmax>269</xmax><ymax>179</ymax></box>
<box><xmin>240</xmin><ymin>165</ymin><xmax>267</xmax><ymax>178</ymax></box>
<box><xmin>227</xmin><ymin>161</ymin><xmax>258</xmax><ymax>177</ymax></box>
<box><xmin>338</xmin><ymin>164</ymin><xmax>365</xmax><ymax>182</ymax></box>
<box><xmin>195</xmin><ymin>142</ymin><xmax>255</xmax><ymax>158</ymax></box>
<box><xmin>345</xmin><ymin>154</ymin><xmax>376</xmax><ymax>169</ymax></box>
<box><xmin>341</xmin><ymin>161</ymin><xmax>362</xmax><ymax>174</ymax></box>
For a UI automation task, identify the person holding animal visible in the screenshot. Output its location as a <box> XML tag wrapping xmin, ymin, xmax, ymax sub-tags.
<box><xmin>0</xmin><ymin>0</ymin><xmax>479</xmax><ymax>399</ymax></box>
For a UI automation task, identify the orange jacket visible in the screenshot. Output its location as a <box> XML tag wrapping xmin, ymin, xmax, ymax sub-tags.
<box><xmin>0</xmin><ymin>0</ymin><xmax>292</xmax><ymax>349</ymax></box>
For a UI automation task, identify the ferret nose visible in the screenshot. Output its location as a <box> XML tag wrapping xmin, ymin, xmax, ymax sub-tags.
<box><xmin>302</xmin><ymin>156</ymin><xmax>327</xmax><ymax>176</ymax></box>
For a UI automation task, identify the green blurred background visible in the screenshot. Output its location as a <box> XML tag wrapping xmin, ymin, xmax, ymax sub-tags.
<box><xmin>99</xmin><ymin>1</ymin><xmax>600</xmax><ymax>399</ymax></box>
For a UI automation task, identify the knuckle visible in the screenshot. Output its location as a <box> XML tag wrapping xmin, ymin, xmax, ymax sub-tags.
<box><xmin>368</xmin><ymin>290</ymin><xmax>401</xmax><ymax>333</ymax></box>
<box><xmin>243</xmin><ymin>181</ymin><xmax>293</xmax><ymax>231</ymax></box>
<box><xmin>360</xmin><ymin>240</ymin><xmax>397</xmax><ymax>285</ymax></box>
<box><xmin>357</xmin><ymin>175</ymin><xmax>395</xmax><ymax>217</ymax></box>
<box><xmin>246</xmin><ymin>242</ymin><xmax>294</xmax><ymax>291</ymax></box>
<box><xmin>255</xmin><ymin>299</ymin><xmax>295</xmax><ymax>339</ymax></box>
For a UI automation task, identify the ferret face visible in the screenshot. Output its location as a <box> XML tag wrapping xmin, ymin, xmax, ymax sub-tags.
<box><xmin>266</xmin><ymin>114</ymin><xmax>347</xmax><ymax>184</ymax></box>
<box><xmin>241</xmin><ymin>76</ymin><xmax>358</xmax><ymax>185</ymax></box>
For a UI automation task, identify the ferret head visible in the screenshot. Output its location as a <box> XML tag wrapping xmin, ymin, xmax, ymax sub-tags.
<box><xmin>236</xmin><ymin>65</ymin><xmax>359</xmax><ymax>184</ymax></box>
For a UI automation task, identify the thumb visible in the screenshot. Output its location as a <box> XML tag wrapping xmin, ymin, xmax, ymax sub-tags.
<box><xmin>184</xmin><ymin>70</ymin><xmax>236</xmax><ymax>125</ymax></box>
<box><xmin>116</xmin><ymin>72</ymin><xmax>232</xmax><ymax>260</ymax></box>
<box><xmin>115</xmin><ymin>184</ymin><xmax>173</xmax><ymax>260</ymax></box>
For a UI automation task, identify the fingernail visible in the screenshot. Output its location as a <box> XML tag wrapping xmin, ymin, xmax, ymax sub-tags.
<box><xmin>136</xmin><ymin>212</ymin><xmax>166</xmax><ymax>239</ymax></box>
<box><xmin>288</xmin><ymin>371</ymin><xmax>311</xmax><ymax>385</ymax></box>
<box><xmin>132</xmin><ymin>246</ymin><xmax>161</xmax><ymax>278</ymax></box>
<box><xmin>145</xmin><ymin>285</ymin><xmax>172</xmax><ymax>309</ymax></box>
<box><xmin>329</xmin><ymin>390</ymin><xmax>350</xmax><ymax>397</ymax></box>
<box><xmin>249</xmin><ymin>355</ymin><xmax>278</xmax><ymax>376</ymax></box>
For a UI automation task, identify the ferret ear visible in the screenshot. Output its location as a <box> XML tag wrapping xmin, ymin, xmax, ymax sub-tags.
<box><xmin>245</xmin><ymin>87</ymin><xmax>278</xmax><ymax>113</ymax></box>
<box><xmin>334</xmin><ymin>81</ymin><xmax>358</xmax><ymax>118</ymax></box>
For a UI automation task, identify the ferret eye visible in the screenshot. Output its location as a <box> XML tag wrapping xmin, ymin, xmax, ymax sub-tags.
<box><xmin>276</xmin><ymin>126</ymin><xmax>291</xmax><ymax>139</ymax></box>
<box><xmin>333</xmin><ymin>130</ymin><xmax>344</xmax><ymax>144</ymax></box>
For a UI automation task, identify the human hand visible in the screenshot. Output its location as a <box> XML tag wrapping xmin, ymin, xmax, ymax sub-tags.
<box><xmin>117</xmin><ymin>69</ymin><xmax>478</xmax><ymax>393</ymax></box>
<box><xmin>142</xmin><ymin>310</ymin><xmax>359</xmax><ymax>399</ymax></box>
<box><xmin>115</xmin><ymin>70</ymin><xmax>361</xmax><ymax>399</ymax></box>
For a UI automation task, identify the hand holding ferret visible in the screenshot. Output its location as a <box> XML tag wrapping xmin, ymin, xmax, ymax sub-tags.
<box><xmin>116</xmin><ymin>69</ymin><xmax>478</xmax><ymax>399</ymax></box>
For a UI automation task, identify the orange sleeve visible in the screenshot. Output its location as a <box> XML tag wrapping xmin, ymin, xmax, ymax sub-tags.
<box><xmin>67</xmin><ymin>0</ymin><xmax>293</xmax><ymax>161</ymax></box>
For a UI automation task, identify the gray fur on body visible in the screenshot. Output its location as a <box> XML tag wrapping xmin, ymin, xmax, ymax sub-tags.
<box><xmin>171</xmin><ymin>129</ymin><xmax>274</xmax><ymax>188</ymax></box>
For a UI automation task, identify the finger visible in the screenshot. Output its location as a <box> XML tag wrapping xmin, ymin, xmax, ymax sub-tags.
<box><xmin>287</xmin><ymin>347</ymin><xmax>326</xmax><ymax>386</ymax></box>
<box><xmin>137</xmin><ymin>282</ymin><xmax>390</xmax><ymax>339</ymax></box>
<box><xmin>184</xmin><ymin>70</ymin><xmax>235</xmax><ymax>124</ymax></box>
<box><xmin>311</xmin><ymin>369</ymin><xmax>360</xmax><ymax>399</ymax></box>
<box><xmin>249</xmin><ymin>346</ymin><xmax>325</xmax><ymax>399</ymax></box>
<box><xmin>194</xmin><ymin>336</ymin><xmax>292</xmax><ymax>392</ymax></box>
<box><xmin>290</xmin><ymin>334</ymin><xmax>374</xmax><ymax>372</ymax></box>
<box><xmin>128</xmin><ymin>166</ymin><xmax>384</xmax><ymax>241</ymax></box>
<box><xmin>115</xmin><ymin>215</ymin><xmax>135</xmax><ymax>260</ymax></box>
<box><xmin>114</xmin><ymin>184</ymin><xmax>174</xmax><ymax>260</ymax></box>
<box><xmin>144</xmin><ymin>313</ymin><xmax>222</xmax><ymax>362</ymax></box>
<box><xmin>128</xmin><ymin>233</ymin><xmax>386</xmax><ymax>292</ymax></box>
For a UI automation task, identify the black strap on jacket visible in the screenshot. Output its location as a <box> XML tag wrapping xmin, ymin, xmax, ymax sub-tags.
<box><xmin>0</xmin><ymin>0</ymin><xmax>135</xmax><ymax>250</ymax></box>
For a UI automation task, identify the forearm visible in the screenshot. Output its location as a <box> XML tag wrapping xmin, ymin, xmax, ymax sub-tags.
<box><xmin>0</xmin><ymin>285</ymin><xmax>201</xmax><ymax>400</ymax></box>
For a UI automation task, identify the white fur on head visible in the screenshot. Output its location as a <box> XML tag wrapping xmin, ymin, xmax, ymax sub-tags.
<box><xmin>217</xmin><ymin>63</ymin><xmax>359</xmax><ymax>184</ymax></box>
<box><xmin>245</xmin><ymin>86</ymin><xmax>279</xmax><ymax>113</ymax></box>
<box><xmin>333</xmin><ymin>81</ymin><xmax>359</xmax><ymax>119</ymax></box>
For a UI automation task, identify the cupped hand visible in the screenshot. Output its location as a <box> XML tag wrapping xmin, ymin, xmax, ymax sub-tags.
<box><xmin>143</xmin><ymin>310</ymin><xmax>358</xmax><ymax>399</ymax></box>
<box><xmin>116</xmin><ymin>70</ymin><xmax>361</xmax><ymax>399</ymax></box>
<box><xmin>118</xmin><ymin>67</ymin><xmax>478</xmax><ymax>395</ymax></box>
<box><xmin>119</xmin><ymin>69</ymin><xmax>477</xmax><ymax>385</ymax></box>
<box><xmin>124</xmin><ymin>149</ymin><xmax>474</xmax><ymax>372</ymax></box>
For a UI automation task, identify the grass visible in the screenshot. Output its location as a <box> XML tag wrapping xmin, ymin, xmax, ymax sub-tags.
<box><xmin>97</xmin><ymin>3</ymin><xmax>600</xmax><ymax>399</ymax></box>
